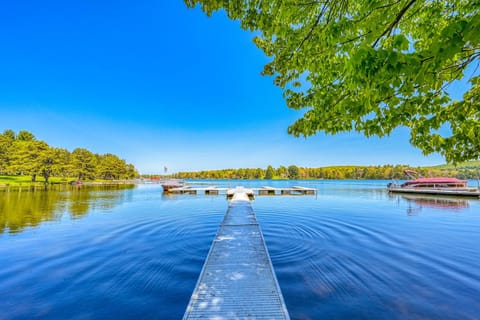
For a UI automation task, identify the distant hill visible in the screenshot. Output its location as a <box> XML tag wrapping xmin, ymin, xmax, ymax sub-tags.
<box><xmin>421</xmin><ymin>161</ymin><xmax>480</xmax><ymax>180</ymax></box>
<box><xmin>172</xmin><ymin>162</ymin><xmax>480</xmax><ymax>180</ymax></box>
<box><xmin>426</xmin><ymin>161</ymin><xmax>480</xmax><ymax>170</ymax></box>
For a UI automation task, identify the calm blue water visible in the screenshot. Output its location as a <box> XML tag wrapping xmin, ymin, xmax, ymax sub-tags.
<box><xmin>1</xmin><ymin>180</ymin><xmax>479</xmax><ymax>319</ymax></box>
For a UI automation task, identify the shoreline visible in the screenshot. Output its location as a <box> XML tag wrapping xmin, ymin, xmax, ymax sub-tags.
<box><xmin>0</xmin><ymin>180</ymin><xmax>139</xmax><ymax>189</ymax></box>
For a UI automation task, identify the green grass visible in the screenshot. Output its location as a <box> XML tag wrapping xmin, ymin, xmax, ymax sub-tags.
<box><xmin>0</xmin><ymin>175</ymin><xmax>131</xmax><ymax>186</ymax></box>
<box><xmin>0</xmin><ymin>175</ymin><xmax>74</xmax><ymax>186</ymax></box>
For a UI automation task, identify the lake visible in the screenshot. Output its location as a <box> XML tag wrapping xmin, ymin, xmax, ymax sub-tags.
<box><xmin>1</xmin><ymin>180</ymin><xmax>479</xmax><ymax>319</ymax></box>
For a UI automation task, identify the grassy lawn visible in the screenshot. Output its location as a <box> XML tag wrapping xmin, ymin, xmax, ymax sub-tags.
<box><xmin>0</xmin><ymin>175</ymin><xmax>74</xmax><ymax>186</ymax></box>
<box><xmin>0</xmin><ymin>175</ymin><xmax>128</xmax><ymax>186</ymax></box>
<box><xmin>0</xmin><ymin>175</ymin><xmax>83</xmax><ymax>186</ymax></box>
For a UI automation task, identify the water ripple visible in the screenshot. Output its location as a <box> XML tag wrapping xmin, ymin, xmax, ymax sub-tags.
<box><xmin>1</xmin><ymin>183</ymin><xmax>480</xmax><ymax>319</ymax></box>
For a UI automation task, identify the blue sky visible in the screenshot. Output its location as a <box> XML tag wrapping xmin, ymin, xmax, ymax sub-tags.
<box><xmin>0</xmin><ymin>1</ymin><xmax>467</xmax><ymax>173</ymax></box>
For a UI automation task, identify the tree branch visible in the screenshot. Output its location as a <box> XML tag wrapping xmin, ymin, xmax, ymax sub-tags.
<box><xmin>295</xmin><ymin>0</ymin><xmax>329</xmax><ymax>52</ymax></box>
<box><xmin>285</xmin><ymin>0</ymin><xmax>321</xmax><ymax>6</ymax></box>
<box><xmin>340</xmin><ymin>30</ymin><xmax>373</xmax><ymax>45</ymax></box>
<box><xmin>353</xmin><ymin>0</ymin><xmax>402</xmax><ymax>23</ymax></box>
<box><xmin>440</xmin><ymin>52</ymin><xmax>480</xmax><ymax>73</ymax></box>
<box><xmin>372</xmin><ymin>0</ymin><xmax>417</xmax><ymax>47</ymax></box>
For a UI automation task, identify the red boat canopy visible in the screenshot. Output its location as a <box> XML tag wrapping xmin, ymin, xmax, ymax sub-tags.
<box><xmin>402</xmin><ymin>177</ymin><xmax>467</xmax><ymax>187</ymax></box>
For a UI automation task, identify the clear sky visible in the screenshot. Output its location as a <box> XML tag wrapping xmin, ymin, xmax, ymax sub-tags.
<box><xmin>0</xmin><ymin>1</ymin><xmax>467</xmax><ymax>173</ymax></box>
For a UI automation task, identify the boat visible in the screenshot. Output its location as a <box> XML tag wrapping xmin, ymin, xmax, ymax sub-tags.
<box><xmin>161</xmin><ymin>179</ymin><xmax>184</xmax><ymax>192</ymax></box>
<box><xmin>398</xmin><ymin>177</ymin><xmax>468</xmax><ymax>188</ymax></box>
<box><xmin>387</xmin><ymin>170</ymin><xmax>480</xmax><ymax>197</ymax></box>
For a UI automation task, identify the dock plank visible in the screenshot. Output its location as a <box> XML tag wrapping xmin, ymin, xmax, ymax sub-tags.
<box><xmin>183</xmin><ymin>191</ymin><xmax>290</xmax><ymax>319</ymax></box>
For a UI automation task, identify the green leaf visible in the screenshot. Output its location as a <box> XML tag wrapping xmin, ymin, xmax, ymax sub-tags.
<box><xmin>186</xmin><ymin>0</ymin><xmax>480</xmax><ymax>163</ymax></box>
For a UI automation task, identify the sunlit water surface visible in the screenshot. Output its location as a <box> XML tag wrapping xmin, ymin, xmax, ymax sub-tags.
<box><xmin>1</xmin><ymin>180</ymin><xmax>479</xmax><ymax>319</ymax></box>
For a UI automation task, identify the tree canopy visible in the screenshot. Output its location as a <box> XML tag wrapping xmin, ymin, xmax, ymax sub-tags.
<box><xmin>0</xmin><ymin>130</ymin><xmax>139</xmax><ymax>182</ymax></box>
<box><xmin>185</xmin><ymin>0</ymin><xmax>480</xmax><ymax>163</ymax></box>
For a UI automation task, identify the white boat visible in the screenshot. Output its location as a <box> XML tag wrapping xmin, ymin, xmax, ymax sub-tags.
<box><xmin>161</xmin><ymin>179</ymin><xmax>184</xmax><ymax>192</ymax></box>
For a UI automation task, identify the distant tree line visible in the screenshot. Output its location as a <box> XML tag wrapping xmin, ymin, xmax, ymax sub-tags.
<box><xmin>172</xmin><ymin>164</ymin><xmax>480</xmax><ymax>180</ymax></box>
<box><xmin>0</xmin><ymin>129</ymin><xmax>139</xmax><ymax>183</ymax></box>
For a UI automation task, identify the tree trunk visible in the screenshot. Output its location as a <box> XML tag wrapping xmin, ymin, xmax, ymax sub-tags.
<box><xmin>43</xmin><ymin>172</ymin><xmax>50</xmax><ymax>184</ymax></box>
<box><xmin>31</xmin><ymin>174</ymin><xmax>36</xmax><ymax>182</ymax></box>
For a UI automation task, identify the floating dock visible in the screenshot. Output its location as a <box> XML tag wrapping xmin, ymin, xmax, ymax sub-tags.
<box><xmin>167</xmin><ymin>185</ymin><xmax>316</xmax><ymax>197</ymax></box>
<box><xmin>388</xmin><ymin>187</ymin><xmax>480</xmax><ymax>198</ymax></box>
<box><xmin>183</xmin><ymin>187</ymin><xmax>290</xmax><ymax>319</ymax></box>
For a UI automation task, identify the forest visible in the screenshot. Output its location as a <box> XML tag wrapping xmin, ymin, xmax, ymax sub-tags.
<box><xmin>171</xmin><ymin>163</ymin><xmax>480</xmax><ymax>180</ymax></box>
<box><xmin>4</xmin><ymin>129</ymin><xmax>478</xmax><ymax>183</ymax></box>
<box><xmin>0</xmin><ymin>129</ymin><xmax>139</xmax><ymax>183</ymax></box>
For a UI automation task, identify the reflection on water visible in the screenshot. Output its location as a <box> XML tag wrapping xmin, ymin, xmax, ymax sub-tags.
<box><xmin>0</xmin><ymin>185</ymin><xmax>135</xmax><ymax>234</ymax></box>
<box><xmin>389</xmin><ymin>193</ymin><xmax>471</xmax><ymax>215</ymax></box>
<box><xmin>1</xmin><ymin>181</ymin><xmax>479</xmax><ymax>319</ymax></box>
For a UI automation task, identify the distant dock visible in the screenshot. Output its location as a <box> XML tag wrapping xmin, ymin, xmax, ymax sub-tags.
<box><xmin>166</xmin><ymin>185</ymin><xmax>316</xmax><ymax>197</ymax></box>
<box><xmin>183</xmin><ymin>187</ymin><xmax>290</xmax><ymax>319</ymax></box>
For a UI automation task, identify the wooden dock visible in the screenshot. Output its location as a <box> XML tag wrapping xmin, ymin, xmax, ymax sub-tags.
<box><xmin>167</xmin><ymin>185</ymin><xmax>316</xmax><ymax>197</ymax></box>
<box><xmin>183</xmin><ymin>188</ymin><xmax>290</xmax><ymax>319</ymax></box>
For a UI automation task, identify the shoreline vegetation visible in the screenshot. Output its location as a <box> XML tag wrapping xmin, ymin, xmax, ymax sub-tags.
<box><xmin>4</xmin><ymin>160</ymin><xmax>480</xmax><ymax>189</ymax></box>
<box><xmin>0</xmin><ymin>129</ymin><xmax>139</xmax><ymax>186</ymax></box>
<box><xmin>150</xmin><ymin>162</ymin><xmax>480</xmax><ymax>181</ymax></box>
<box><xmin>2</xmin><ymin>130</ymin><xmax>479</xmax><ymax>188</ymax></box>
<box><xmin>0</xmin><ymin>175</ymin><xmax>138</xmax><ymax>188</ymax></box>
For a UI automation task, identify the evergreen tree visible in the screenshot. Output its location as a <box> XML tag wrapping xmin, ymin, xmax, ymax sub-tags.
<box><xmin>265</xmin><ymin>165</ymin><xmax>274</xmax><ymax>179</ymax></box>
